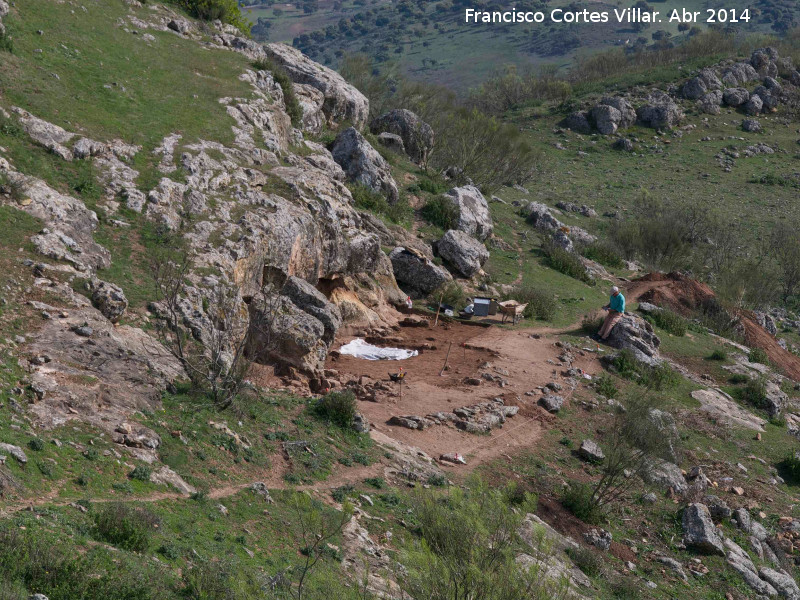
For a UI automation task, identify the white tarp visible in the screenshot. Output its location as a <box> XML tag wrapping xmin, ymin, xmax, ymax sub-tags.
<box><xmin>338</xmin><ymin>338</ymin><xmax>418</xmax><ymax>361</ymax></box>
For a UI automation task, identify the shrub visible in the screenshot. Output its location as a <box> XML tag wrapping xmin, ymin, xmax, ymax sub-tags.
<box><xmin>331</xmin><ymin>484</ymin><xmax>354</xmax><ymax>502</ymax></box>
<box><xmin>779</xmin><ymin>452</ymin><xmax>800</xmax><ymax>485</ymax></box>
<box><xmin>420</xmin><ymin>195</ymin><xmax>459</xmax><ymax>230</ymax></box>
<box><xmin>27</xmin><ymin>438</ymin><xmax>44</xmax><ymax>452</ymax></box>
<box><xmin>737</xmin><ymin>376</ymin><xmax>768</xmax><ymax>409</ymax></box>
<box><xmin>349</xmin><ymin>184</ymin><xmax>412</xmax><ymax>225</ymax></box>
<box><xmin>364</xmin><ymin>476</ymin><xmax>385</xmax><ymax>489</ymax></box>
<box><xmin>129</xmin><ymin>465</ymin><xmax>152</xmax><ymax>482</ymax></box>
<box><xmin>707</xmin><ymin>349</ymin><xmax>728</xmax><ymax>361</ymax></box>
<box><xmin>729</xmin><ymin>373</ymin><xmax>750</xmax><ymax>384</ymax></box>
<box><xmin>170</xmin><ymin>0</ymin><xmax>250</xmax><ymax>33</ymax></box>
<box><xmin>561</xmin><ymin>482</ymin><xmax>601</xmax><ymax>524</ymax></box>
<box><xmin>182</xmin><ymin>559</ymin><xmax>237</xmax><ymax>600</ymax></box>
<box><xmin>251</xmin><ymin>58</ymin><xmax>302</xmax><ymax>126</ymax></box>
<box><xmin>427</xmin><ymin>474</ymin><xmax>448</xmax><ymax>487</ymax></box>
<box><xmin>508</xmin><ymin>286</ymin><xmax>557</xmax><ymax>321</ymax></box>
<box><xmin>609</xmin><ymin>349</ymin><xmax>678</xmax><ymax>390</ymax></box>
<box><xmin>542</xmin><ymin>237</ymin><xmax>595</xmax><ymax>285</ymax></box>
<box><xmin>749</xmin><ymin>347</ymin><xmax>770</xmax><ymax>365</ymax></box>
<box><xmin>594</xmin><ymin>374</ymin><xmax>618</xmax><ymax>399</ymax></box>
<box><xmin>580</xmin><ymin>241</ymin><xmax>625</xmax><ymax>269</ymax></box>
<box><xmin>417</xmin><ymin>178</ymin><xmax>447</xmax><ymax>195</ymax></box>
<box><xmin>645</xmin><ymin>307</ymin><xmax>687</xmax><ymax>336</ymax></box>
<box><xmin>581</xmin><ymin>313</ymin><xmax>604</xmax><ymax>334</ymax></box>
<box><xmin>94</xmin><ymin>503</ymin><xmax>159</xmax><ymax>551</ymax></box>
<box><xmin>430</xmin><ymin>281</ymin><xmax>466</xmax><ymax>310</ymax></box>
<box><xmin>313</xmin><ymin>391</ymin><xmax>356</xmax><ymax>428</ymax></box>
<box><xmin>566</xmin><ymin>547</ymin><xmax>604</xmax><ymax>577</ymax></box>
<box><xmin>611</xmin><ymin>578</ymin><xmax>640</xmax><ymax>599</ymax></box>
<box><xmin>0</xmin><ymin>29</ymin><xmax>12</xmax><ymax>54</ymax></box>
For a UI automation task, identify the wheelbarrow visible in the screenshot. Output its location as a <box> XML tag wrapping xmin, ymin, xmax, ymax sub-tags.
<box><xmin>498</xmin><ymin>300</ymin><xmax>527</xmax><ymax>325</ymax></box>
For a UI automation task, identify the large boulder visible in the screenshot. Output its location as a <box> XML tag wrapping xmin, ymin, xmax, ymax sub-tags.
<box><xmin>723</xmin><ymin>88</ymin><xmax>750</xmax><ymax>107</ymax></box>
<box><xmin>648</xmin><ymin>409</ymin><xmax>679</xmax><ymax>461</ymax></box>
<box><xmin>281</xmin><ymin>276</ymin><xmax>342</xmax><ymax>345</ymax></box>
<box><xmin>721</xmin><ymin>62</ymin><xmax>759</xmax><ymax>87</ymax></box>
<box><xmin>331</xmin><ymin>127</ymin><xmax>399</xmax><ymax>202</ymax></box>
<box><xmin>264</xmin><ymin>43</ymin><xmax>369</xmax><ymax>128</ymax></box>
<box><xmin>370</xmin><ymin>109</ymin><xmax>434</xmax><ymax>164</ymax></box>
<box><xmin>642</xmin><ymin>458</ymin><xmax>687</xmax><ymax>495</ymax></box>
<box><xmin>636</xmin><ymin>96</ymin><xmax>684</xmax><ymax>130</ymax></box>
<box><xmin>697</xmin><ymin>68</ymin><xmax>722</xmax><ymax>91</ymax></box>
<box><xmin>682</xmin><ymin>76</ymin><xmax>708</xmax><ymax>100</ymax></box>
<box><xmin>758</xmin><ymin>567</ymin><xmax>800</xmax><ymax>599</ymax></box>
<box><xmin>599</xmin><ymin>97</ymin><xmax>637</xmax><ymax>127</ymax></box>
<box><xmin>682</xmin><ymin>503</ymin><xmax>725</xmax><ymax>555</ymax></box>
<box><xmin>389</xmin><ymin>247</ymin><xmax>452</xmax><ymax>298</ymax></box>
<box><xmin>436</xmin><ymin>229</ymin><xmax>489</xmax><ymax>278</ymax></box>
<box><xmin>753</xmin><ymin>86</ymin><xmax>779</xmax><ymax>111</ymax></box>
<box><xmin>524</xmin><ymin>202</ymin><xmax>561</xmax><ymax>231</ymax></box>
<box><xmin>750</xmin><ymin>47</ymin><xmax>779</xmax><ymax>77</ymax></box>
<box><xmin>742</xmin><ymin>119</ymin><xmax>762</xmax><ymax>133</ymax></box>
<box><xmin>603</xmin><ymin>314</ymin><xmax>661</xmax><ymax>366</ymax></box>
<box><xmin>697</xmin><ymin>91</ymin><xmax>722</xmax><ymax>115</ymax></box>
<box><xmin>247</xmin><ymin>279</ymin><xmax>341</xmax><ymax>374</ymax></box>
<box><xmin>745</xmin><ymin>95</ymin><xmax>764</xmax><ymax>116</ymax></box>
<box><xmin>563</xmin><ymin>111</ymin><xmax>592</xmax><ymax>134</ymax></box>
<box><xmin>91</xmin><ymin>280</ymin><xmax>128</xmax><ymax>324</ymax></box>
<box><xmin>590</xmin><ymin>105</ymin><xmax>622</xmax><ymax>135</ymax></box>
<box><xmin>443</xmin><ymin>186</ymin><xmax>493</xmax><ymax>241</ymax></box>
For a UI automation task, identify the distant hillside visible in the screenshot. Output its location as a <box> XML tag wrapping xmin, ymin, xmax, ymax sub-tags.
<box><xmin>245</xmin><ymin>0</ymin><xmax>800</xmax><ymax>89</ymax></box>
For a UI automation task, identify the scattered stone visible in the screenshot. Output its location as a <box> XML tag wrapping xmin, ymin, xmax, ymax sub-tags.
<box><xmin>682</xmin><ymin>503</ymin><xmax>725</xmax><ymax>555</ymax></box>
<box><xmin>656</xmin><ymin>556</ymin><xmax>688</xmax><ymax>582</ymax></box>
<box><xmin>91</xmin><ymin>280</ymin><xmax>128</xmax><ymax>323</ymax></box>
<box><xmin>0</xmin><ymin>443</ymin><xmax>27</xmax><ymax>464</ymax></box>
<box><xmin>578</xmin><ymin>439</ymin><xmax>604</xmax><ymax>463</ymax></box>
<box><xmin>538</xmin><ymin>394</ymin><xmax>564</xmax><ymax>413</ymax></box>
<box><xmin>583</xmin><ymin>528</ymin><xmax>612</xmax><ymax>550</ymax></box>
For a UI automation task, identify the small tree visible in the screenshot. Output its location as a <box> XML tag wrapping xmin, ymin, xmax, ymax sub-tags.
<box><xmin>288</xmin><ymin>493</ymin><xmax>354</xmax><ymax>600</ymax></box>
<box><xmin>150</xmin><ymin>248</ymin><xmax>283</xmax><ymax>411</ymax></box>
<box><xmin>770</xmin><ymin>222</ymin><xmax>800</xmax><ymax>302</ymax></box>
<box><xmin>590</xmin><ymin>393</ymin><xmax>676</xmax><ymax>509</ymax></box>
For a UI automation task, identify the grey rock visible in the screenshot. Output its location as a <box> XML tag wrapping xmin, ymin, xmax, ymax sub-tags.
<box><xmin>583</xmin><ymin>528</ymin><xmax>612</xmax><ymax>550</ymax></box>
<box><xmin>721</xmin><ymin>62</ymin><xmax>760</xmax><ymax>87</ymax></box>
<box><xmin>599</xmin><ymin>97</ymin><xmax>637</xmax><ymax>127</ymax></box>
<box><xmin>437</xmin><ymin>229</ymin><xmax>489</xmax><ymax>277</ymax></box>
<box><xmin>352</xmin><ymin>412</ymin><xmax>370</xmax><ymax>433</ymax></box>
<box><xmin>791</xmin><ymin>71</ymin><xmax>800</xmax><ymax>86</ymax></box>
<box><xmin>167</xmin><ymin>19</ymin><xmax>191</xmax><ymax>34</ymax></box>
<box><xmin>636</xmin><ymin>98</ymin><xmax>684</xmax><ymax>130</ymax></box>
<box><xmin>524</xmin><ymin>202</ymin><xmax>561</xmax><ymax>231</ymax></box>
<box><xmin>682</xmin><ymin>76</ymin><xmax>708</xmax><ymax>100</ymax></box>
<box><xmin>376</xmin><ymin>132</ymin><xmax>405</xmax><ymax>155</ymax></box>
<box><xmin>745</xmin><ymin>95</ymin><xmax>764</xmax><ymax>116</ymax></box>
<box><xmin>11</xmin><ymin>107</ymin><xmax>75</xmax><ymax>160</ymax></box>
<box><xmin>602</xmin><ymin>314</ymin><xmax>661</xmax><ymax>366</ymax></box>
<box><xmin>331</xmin><ymin>127</ymin><xmax>398</xmax><ymax>202</ymax></box>
<box><xmin>444</xmin><ymin>186</ymin><xmax>493</xmax><ymax>241</ymax></box>
<box><xmin>564</xmin><ymin>111</ymin><xmax>592</xmax><ymax>134</ymax></box>
<box><xmin>656</xmin><ymin>556</ymin><xmax>688</xmax><ymax>582</ymax></box>
<box><xmin>370</xmin><ymin>109</ymin><xmax>434</xmax><ymax>164</ymax></box>
<box><xmin>0</xmin><ymin>443</ymin><xmax>27</xmax><ymax>464</ymax></box>
<box><xmin>590</xmin><ymin>104</ymin><xmax>622</xmax><ymax>135</ymax></box>
<box><xmin>578</xmin><ymin>439</ymin><xmax>604</xmax><ymax>462</ymax></box>
<box><xmin>697</xmin><ymin>90</ymin><xmax>723</xmax><ymax>115</ymax></box>
<box><xmin>751</xmin><ymin>47</ymin><xmax>779</xmax><ymax>76</ymax></box>
<box><xmin>754</xmin><ymin>86</ymin><xmax>779</xmax><ymax>111</ymax></box>
<box><xmin>91</xmin><ymin>280</ymin><xmax>128</xmax><ymax>323</ymax></box>
<box><xmin>743</xmin><ymin>119</ymin><xmax>762</xmax><ymax>133</ymax></box>
<box><xmin>612</xmin><ymin>138</ymin><xmax>634</xmax><ymax>152</ymax></box>
<box><xmin>538</xmin><ymin>394</ymin><xmax>564</xmax><ymax>413</ymax></box>
<box><xmin>150</xmin><ymin>466</ymin><xmax>196</xmax><ymax>495</ymax></box>
<box><xmin>642</xmin><ymin>458</ymin><xmax>687</xmax><ymax>494</ymax></box>
<box><xmin>723</xmin><ymin>87</ymin><xmax>750</xmax><ymax>107</ymax></box>
<box><xmin>389</xmin><ymin>247</ymin><xmax>452</xmax><ymax>298</ymax></box>
<box><xmin>648</xmin><ymin>409</ymin><xmax>679</xmax><ymax>461</ymax></box>
<box><xmin>703</xmin><ymin>495</ymin><xmax>732</xmax><ymax>520</ymax></box>
<box><xmin>682</xmin><ymin>503</ymin><xmax>725</xmax><ymax>555</ymax></box>
<box><xmin>264</xmin><ymin>43</ymin><xmax>369</xmax><ymax>128</ymax></box>
<box><xmin>758</xmin><ymin>567</ymin><xmax>800</xmax><ymax>600</ymax></box>
<box><xmin>642</xmin><ymin>492</ymin><xmax>657</xmax><ymax>504</ymax></box>
<box><xmin>725</xmin><ymin>538</ymin><xmax>778</xmax><ymax>597</ymax></box>
<box><xmin>72</xmin><ymin>137</ymin><xmax>106</xmax><ymax>159</ymax></box>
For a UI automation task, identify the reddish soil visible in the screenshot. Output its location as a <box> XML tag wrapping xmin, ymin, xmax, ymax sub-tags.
<box><xmin>626</xmin><ymin>272</ymin><xmax>800</xmax><ymax>383</ymax></box>
<box><xmin>326</xmin><ymin>316</ymin><xmax>602</xmax><ymax>471</ymax></box>
<box><xmin>626</xmin><ymin>271</ymin><xmax>715</xmax><ymax>316</ymax></box>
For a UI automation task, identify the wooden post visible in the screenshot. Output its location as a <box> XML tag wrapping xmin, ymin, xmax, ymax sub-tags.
<box><xmin>433</xmin><ymin>291</ymin><xmax>445</xmax><ymax>328</ymax></box>
<box><xmin>439</xmin><ymin>341</ymin><xmax>453</xmax><ymax>377</ymax></box>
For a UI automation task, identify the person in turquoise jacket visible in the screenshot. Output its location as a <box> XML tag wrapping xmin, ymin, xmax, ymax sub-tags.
<box><xmin>598</xmin><ymin>285</ymin><xmax>625</xmax><ymax>340</ymax></box>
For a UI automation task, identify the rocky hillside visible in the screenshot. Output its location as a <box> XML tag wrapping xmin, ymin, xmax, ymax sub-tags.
<box><xmin>3</xmin><ymin>2</ymin><xmax>800</xmax><ymax>600</ymax></box>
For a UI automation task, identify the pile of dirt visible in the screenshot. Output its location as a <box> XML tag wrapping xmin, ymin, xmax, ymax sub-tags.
<box><xmin>626</xmin><ymin>272</ymin><xmax>800</xmax><ymax>383</ymax></box>
<box><xmin>627</xmin><ymin>272</ymin><xmax>715</xmax><ymax>316</ymax></box>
